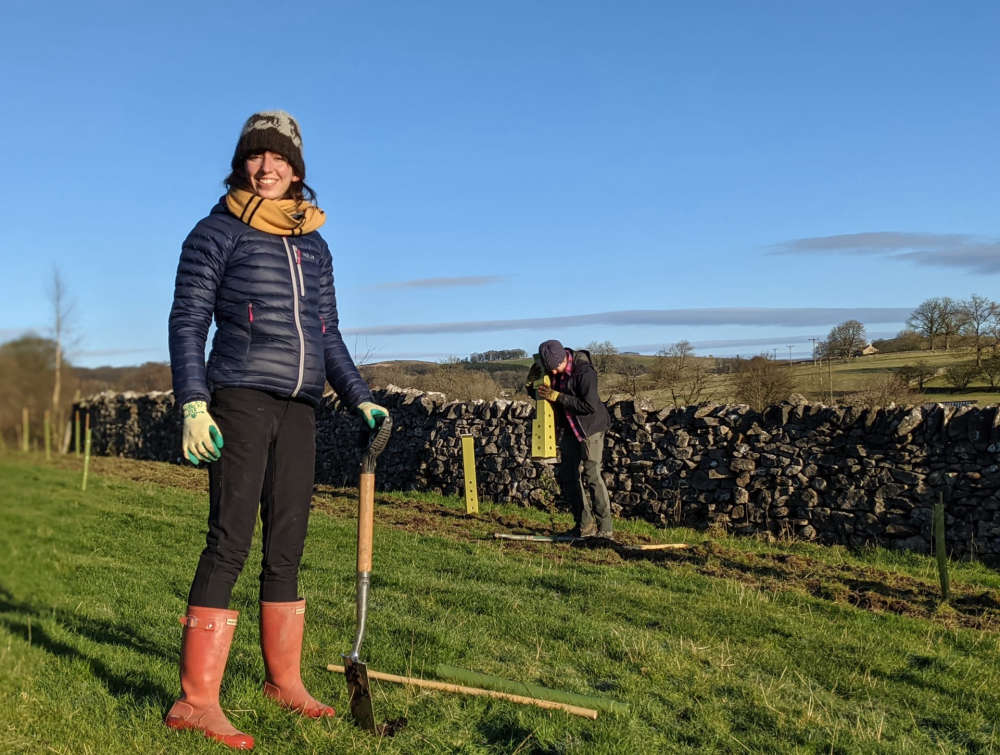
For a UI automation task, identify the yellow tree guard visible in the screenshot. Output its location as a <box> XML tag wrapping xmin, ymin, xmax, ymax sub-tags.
<box><xmin>531</xmin><ymin>375</ymin><xmax>556</xmax><ymax>459</ymax></box>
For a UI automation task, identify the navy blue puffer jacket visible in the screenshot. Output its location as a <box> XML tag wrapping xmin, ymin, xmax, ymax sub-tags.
<box><xmin>168</xmin><ymin>199</ymin><xmax>372</xmax><ymax>409</ymax></box>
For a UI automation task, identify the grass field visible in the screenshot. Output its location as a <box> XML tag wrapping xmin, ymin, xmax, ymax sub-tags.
<box><xmin>587</xmin><ymin>348</ymin><xmax>1000</xmax><ymax>408</ymax></box>
<box><xmin>2</xmin><ymin>452</ymin><xmax>1000</xmax><ymax>753</ymax></box>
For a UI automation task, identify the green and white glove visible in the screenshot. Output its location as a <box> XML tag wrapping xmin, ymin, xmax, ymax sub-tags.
<box><xmin>182</xmin><ymin>400</ymin><xmax>224</xmax><ymax>465</ymax></box>
<box><xmin>357</xmin><ymin>401</ymin><xmax>389</xmax><ymax>430</ymax></box>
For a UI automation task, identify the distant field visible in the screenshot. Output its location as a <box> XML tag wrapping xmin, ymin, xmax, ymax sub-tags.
<box><xmin>449</xmin><ymin>347</ymin><xmax>1000</xmax><ymax>408</ymax></box>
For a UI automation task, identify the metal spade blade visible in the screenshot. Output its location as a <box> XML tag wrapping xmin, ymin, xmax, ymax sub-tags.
<box><xmin>344</xmin><ymin>655</ymin><xmax>376</xmax><ymax>732</ymax></box>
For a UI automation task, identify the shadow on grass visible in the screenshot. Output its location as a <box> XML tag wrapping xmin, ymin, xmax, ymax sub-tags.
<box><xmin>0</xmin><ymin>583</ymin><xmax>174</xmax><ymax>706</ymax></box>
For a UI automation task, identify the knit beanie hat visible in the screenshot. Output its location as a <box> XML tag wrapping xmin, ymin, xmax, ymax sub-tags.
<box><xmin>231</xmin><ymin>110</ymin><xmax>306</xmax><ymax>179</ymax></box>
<box><xmin>538</xmin><ymin>339</ymin><xmax>566</xmax><ymax>371</ymax></box>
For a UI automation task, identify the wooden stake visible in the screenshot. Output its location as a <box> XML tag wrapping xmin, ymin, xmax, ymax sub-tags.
<box><xmin>61</xmin><ymin>419</ymin><xmax>72</xmax><ymax>454</ymax></box>
<box><xmin>934</xmin><ymin>496</ymin><xmax>950</xmax><ymax>601</ymax></box>
<box><xmin>492</xmin><ymin>533</ymin><xmax>691</xmax><ymax>551</ymax></box>
<box><xmin>81</xmin><ymin>415</ymin><xmax>92</xmax><ymax>492</ymax></box>
<box><xmin>435</xmin><ymin>663</ymin><xmax>629</xmax><ymax>715</ymax></box>
<box><xmin>460</xmin><ymin>434</ymin><xmax>479</xmax><ymax>514</ymax></box>
<box><xmin>44</xmin><ymin>410</ymin><xmax>51</xmax><ymax>461</ymax></box>
<box><xmin>326</xmin><ymin>665</ymin><xmax>598</xmax><ymax>719</ymax></box>
<box><xmin>22</xmin><ymin>408</ymin><xmax>29</xmax><ymax>452</ymax></box>
<box><xmin>74</xmin><ymin>410</ymin><xmax>80</xmax><ymax>456</ymax></box>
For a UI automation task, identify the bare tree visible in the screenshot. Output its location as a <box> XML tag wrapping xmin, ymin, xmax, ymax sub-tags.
<box><xmin>733</xmin><ymin>355</ymin><xmax>794</xmax><ymax>410</ymax></box>
<box><xmin>47</xmin><ymin>268</ymin><xmax>78</xmax><ymax>436</ymax></box>
<box><xmin>823</xmin><ymin>319</ymin><xmax>867</xmax><ymax>360</ymax></box>
<box><xmin>958</xmin><ymin>294</ymin><xmax>997</xmax><ymax>367</ymax></box>
<box><xmin>908</xmin><ymin>298</ymin><xmax>946</xmax><ymax>350</ymax></box>
<box><xmin>944</xmin><ymin>363</ymin><xmax>980</xmax><ymax>390</ymax></box>
<box><xmin>845</xmin><ymin>374</ymin><xmax>916</xmax><ymax>409</ymax></box>
<box><xmin>651</xmin><ymin>340</ymin><xmax>709</xmax><ymax>407</ymax></box>
<box><xmin>585</xmin><ymin>341</ymin><xmax>620</xmax><ymax>375</ymax></box>
<box><xmin>981</xmin><ymin>354</ymin><xmax>1000</xmax><ymax>388</ymax></box>
<box><xmin>897</xmin><ymin>361</ymin><xmax>935</xmax><ymax>390</ymax></box>
<box><xmin>613</xmin><ymin>356</ymin><xmax>647</xmax><ymax>401</ymax></box>
<box><xmin>350</xmin><ymin>336</ymin><xmax>377</xmax><ymax>367</ymax></box>
<box><xmin>939</xmin><ymin>297</ymin><xmax>964</xmax><ymax>350</ymax></box>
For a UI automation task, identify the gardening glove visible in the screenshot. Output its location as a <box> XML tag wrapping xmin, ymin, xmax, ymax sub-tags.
<box><xmin>536</xmin><ymin>384</ymin><xmax>560</xmax><ymax>402</ymax></box>
<box><xmin>181</xmin><ymin>400</ymin><xmax>223</xmax><ymax>465</ymax></box>
<box><xmin>357</xmin><ymin>401</ymin><xmax>389</xmax><ymax>430</ymax></box>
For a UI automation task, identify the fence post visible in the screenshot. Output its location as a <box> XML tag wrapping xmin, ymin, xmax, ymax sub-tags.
<box><xmin>44</xmin><ymin>410</ymin><xmax>51</xmax><ymax>461</ymax></box>
<box><xmin>21</xmin><ymin>408</ymin><xmax>29</xmax><ymax>453</ymax></box>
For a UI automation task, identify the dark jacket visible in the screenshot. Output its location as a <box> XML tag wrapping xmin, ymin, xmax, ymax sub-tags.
<box><xmin>168</xmin><ymin>200</ymin><xmax>372</xmax><ymax>409</ymax></box>
<box><xmin>528</xmin><ymin>348</ymin><xmax>611</xmax><ymax>438</ymax></box>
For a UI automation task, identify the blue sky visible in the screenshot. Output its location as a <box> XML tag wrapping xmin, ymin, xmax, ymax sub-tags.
<box><xmin>3</xmin><ymin>1</ymin><xmax>999</xmax><ymax>367</ymax></box>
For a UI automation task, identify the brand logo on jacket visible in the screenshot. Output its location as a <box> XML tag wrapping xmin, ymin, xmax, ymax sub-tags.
<box><xmin>293</xmin><ymin>245</ymin><xmax>317</xmax><ymax>263</ymax></box>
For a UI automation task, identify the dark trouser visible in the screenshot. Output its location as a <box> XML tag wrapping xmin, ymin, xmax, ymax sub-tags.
<box><xmin>557</xmin><ymin>430</ymin><xmax>612</xmax><ymax>533</ymax></box>
<box><xmin>188</xmin><ymin>387</ymin><xmax>316</xmax><ymax>608</ymax></box>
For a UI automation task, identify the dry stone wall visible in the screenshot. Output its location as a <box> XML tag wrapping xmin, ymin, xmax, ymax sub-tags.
<box><xmin>74</xmin><ymin>387</ymin><xmax>1000</xmax><ymax>563</ymax></box>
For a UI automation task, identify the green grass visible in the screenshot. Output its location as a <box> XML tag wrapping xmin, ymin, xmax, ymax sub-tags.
<box><xmin>2</xmin><ymin>453</ymin><xmax>1000</xmax><ymax>753</ymax></box>
<box><xmin>592</xmin><ymin>348</ymin><xmax>1000</xmax><ymax>407</ymax></box>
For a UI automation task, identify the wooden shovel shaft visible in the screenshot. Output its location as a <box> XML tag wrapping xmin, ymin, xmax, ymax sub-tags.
<box><xmin>326</xmin><ymin>665</ymin><xmax>598</xmax><ymax>720</ymax></box>
<box><xmin>358</xmin><ymin>472</ymin><xmax>374</xmax><ymax>572</ymax></box>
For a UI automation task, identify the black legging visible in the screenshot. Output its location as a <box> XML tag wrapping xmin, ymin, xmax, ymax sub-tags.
<box><xmin>188</xmin><ymin>387</ymin><xmax>316</xmax><ymax>608</ymax></box>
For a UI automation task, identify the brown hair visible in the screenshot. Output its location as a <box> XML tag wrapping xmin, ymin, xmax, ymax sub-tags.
<box><xmin>224</xmin><ymin>158</ymin><xmax>317</xmax><ymax>204</ymax></box>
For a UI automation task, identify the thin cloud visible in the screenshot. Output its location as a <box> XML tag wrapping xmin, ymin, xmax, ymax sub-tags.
<box><xmin>366</xmin><ymin>350</ymin><xmax>458</xmax><ymax>361</ymax></box>
<box><xmin>895</xmin><ymin>246</ymin><xmax>1000</xmax><ymax>273</ymax></box>
<box><xmin>621</xmin><ymin>329</ymin><xmax>899</xmax><ymax>354</ymax></box>
<box><xmin>376</xmin><ymin>275</ymin><xmax>507</xmax><ymax>290</ymax></box>
<box><xmin>772</xmin><ymin>231</ymin><xmax>1000</xmax><ymax>274</ymax></box>
<box><xmin>342</xmin><ymin>307</ymin><xmax>911</xmax><ymax>337</ymax></box>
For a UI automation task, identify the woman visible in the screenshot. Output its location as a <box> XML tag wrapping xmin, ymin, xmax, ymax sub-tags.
<box><xmin>165</xmin><ymin>110</ymin><xmax>388</xmax><ymax>750</ymax></box>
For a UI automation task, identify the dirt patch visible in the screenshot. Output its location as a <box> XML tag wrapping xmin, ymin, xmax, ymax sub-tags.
<box><xmin>631</xmin><ymin>541</ymin><xmax>1000</xmax><ymax>632</ymax></box>
<box><xmin>61</xmin><ymin>457</ymin><xmax>1000</xmax><ymax>632</ymax></box>
<box><xmin>50</xmin><ymin>454</ymin><xmax>209</xmax><ymax>492</ymax></box>
<box><xmin>321</xmin><ymin>490</ymin><xmax>1000</xmax><ymax>631</ymax></box>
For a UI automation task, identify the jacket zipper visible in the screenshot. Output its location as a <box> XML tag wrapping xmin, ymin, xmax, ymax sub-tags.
<box><xmin>282</xmin><ymin>238</ymin><xmax>306</xmax><ymax>397</ymax></box>
<box><xmin>294</xmin><ymin>246</ymin><xmax>305</xmax><ymax>296</ymax></box>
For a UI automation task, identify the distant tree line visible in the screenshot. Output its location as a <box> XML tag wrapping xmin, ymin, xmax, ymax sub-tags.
<box><xmin>813</xmin><ymin>294</ymin><xmax>1000</xmax><ymax>368</ymax></box>
<box><xmin>903</xmin><ymin>294</ymin><xmax>1000</xmax><ymax>366</ymax></box>
<box><xmin>466</xmin><ymin>349</ymin><xmax>527</xmax><ymax>363</ymax></box>
<box><xmin>0</xmin><ymin>333</ymin><xmax>172</xmax><ymax>447</ymax></box>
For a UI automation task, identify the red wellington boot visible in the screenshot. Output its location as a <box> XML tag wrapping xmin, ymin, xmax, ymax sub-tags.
<box><xmin>260</xmin><ymin>599</ymin><xmax>336</xmax><ymax>718</ymax></box>
<box><xmin>165</xmin><ymin>606</ymin><xmax>254</xmax><ymax>750</ymax></box>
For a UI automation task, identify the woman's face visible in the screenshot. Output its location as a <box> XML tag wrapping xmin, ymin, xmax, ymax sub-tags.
<box><xmin>244</xmin><ymin>150</ymin><xmax>300</xmax><ymax>199</ymax></box>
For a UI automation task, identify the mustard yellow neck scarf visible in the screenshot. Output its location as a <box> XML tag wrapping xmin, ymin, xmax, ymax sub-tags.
<box><xmin>225</xmin><ymin>189</ymin><xmax>326</xmax><ymax>235</ymax></box>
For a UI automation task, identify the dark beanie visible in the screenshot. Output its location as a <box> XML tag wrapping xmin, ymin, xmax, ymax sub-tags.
<box><xmin>539</xmin><ymin>339</ymin><xmax>566</xmax><ymax>371</ymax></box>
<box><xmin>231</xmin><ymin>110</ymin><xmax>306</xmax><ymax>180</ymax></box>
